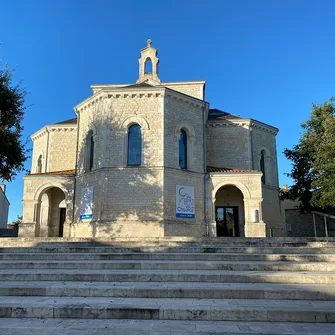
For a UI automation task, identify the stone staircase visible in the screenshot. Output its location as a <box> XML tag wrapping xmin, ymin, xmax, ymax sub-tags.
<box><xmin>1</xmin><ymin>237</ymin><xmax>335</xmax><ymax>334</ymax></box>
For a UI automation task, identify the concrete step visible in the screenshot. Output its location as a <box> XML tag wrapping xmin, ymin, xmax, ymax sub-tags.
<box><xmin>1</xmin><ymin>318</ymin><xmax>335</xmax><ymax>335</ymax></box>
<box><xmin>1</xmin><ymin>281</ymin><xmax>335</xmax><ymax>301</ymax></box>
<box><xmin>0</xmin><ymin>296</ymin><xmax>335</xmax><ymax>323</ymax></box>
<box><xmin>1</xmin><ymin>252</ymin><xmax>335</xmax><ymax>262</ymax></box>
<box><xmin>1</xmin><ymin>269</ymin><xmax>335</xmax><ymax>284</ymax></box>
<box><xmin>2</xmin><ymin>246</ymin><xmax>335</xmax><ymax>254</ymax></box>
<box><xmin>1</xmin><ymin>260</ymin><xmax>335</xmax><ymax>272</ymax></box>
<box><xmin>2</xmin><ymin>236</ymin><xmax>335</xmax><ymax>248</ymax></box>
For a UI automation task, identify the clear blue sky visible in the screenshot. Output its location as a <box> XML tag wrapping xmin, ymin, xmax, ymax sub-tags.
<box><xmin>1</xmin><ymin>0</ymin><xmax>334</xmax><ymax>223</ymax></box>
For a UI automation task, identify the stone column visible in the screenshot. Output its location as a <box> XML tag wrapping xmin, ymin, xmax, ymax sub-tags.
<box><xmin>208</xmin><ymin>197</ymin><xmax>217</xmax><ymax>237</ymax></box>
<box><xmin>19</xmin><ymin>200</ymin><xmax>39</xmax><ymax>237</ymax></box>
<box><xmin>244</xmin><ymin>198</ymin><xmax>266</xmax><ymax>237</ymax></box>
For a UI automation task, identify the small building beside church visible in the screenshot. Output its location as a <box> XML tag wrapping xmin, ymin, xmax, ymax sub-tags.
<box><xmin>20</xmin><ymin>40</ymin><xmax>284</xmax><ymax>238</ymax></box>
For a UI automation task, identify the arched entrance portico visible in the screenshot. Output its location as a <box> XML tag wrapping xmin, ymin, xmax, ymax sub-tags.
<box><xmin>36</xmin><ymin>187</ymin><xmax>67</xmax><ymax>237</ymax></box>
<box><xmin>207</xmin><ymin>172</ymin><xmax>266</xmax><ymax>237</ymax></box>
<box><xmin>215</xmin><ymin>185</ymin><xmax>244</xmax><ymax>237</ymax></box>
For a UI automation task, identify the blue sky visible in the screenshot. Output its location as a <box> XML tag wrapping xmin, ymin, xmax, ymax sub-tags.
<box><xmin>1</xmin><ymin>0</ymin><xmax>334</xmax><ymax>223</ymax></box>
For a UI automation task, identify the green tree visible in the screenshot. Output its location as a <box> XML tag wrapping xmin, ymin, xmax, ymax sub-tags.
<box><xmin>283</xmin><ymin>97</ymin><xmax>335</xmax><ymax>213</ymax></box>
<box><xmin>11</xmin><ymin>215</ymin><xmax>22</xmax><ymax>230</ymax></box>
<box><xmin>0</xmin><ymin>63</ymin><xmax>28</xmax><ymax>181</ymax></box>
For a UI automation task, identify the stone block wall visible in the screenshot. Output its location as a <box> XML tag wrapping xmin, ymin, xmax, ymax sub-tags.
<box><xmin>262</xmin><ymin>186</ymin><xmax>284</xmax><ymax>236</ymax></box>
<box><xmin>73</xmin><ymin>168</ymin><xmax>164</xmax><ymax>237</ymax></box>
<box><xmin>162</xmin><ymin>82</ymin><xmax>205</xmax><ymax>100</ymax></box>
<box><xmin>251</xmin><ymin>125</ymin><xmax>279</xmax><ymax>187</ymax></box>
<box><xmin>206</xmin><ymin>122</ymin><xmax>250</xmax><ymax>169</ymax></box>
<box><xmin>31</xmin><ymin>131</ymin><xmax>48</xmax><ymax>173</ymax></box>
<box><xmin>164</xmin><ymin>90</ymin><xmax>206</xmax><ymax>173</ymax></box>
<box><xmin>31</xmin><ymin>125</ymin><xmax>77</xmax><ymax>174</ymax></box>
<box><xmin>163</xmin><ymin>169</ymin><xmax>205</xmax><ymax>237</ymax></box>
<box><xmin>76</xmin><ymin>89</ymin><xmax>165</xmax><ymax>173</ymax></box>
<box><xmin>47</xmin><ymin>128</ymin><xmax>77</xmax><ymax>172</ymax></box>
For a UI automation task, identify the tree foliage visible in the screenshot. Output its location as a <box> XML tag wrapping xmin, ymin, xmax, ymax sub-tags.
<box><xmin>0</xmin><ymin>64</ymin><xmax>28</xmax><ymax>181</ymax></box>
<box><xmin>10</xmin><ymin>215</ymin><xmax>22</xmax><ymax>229</ymax></box>
<box><xmin>283</xmin><ymin>97</ymin><xmax>335</xmax><ymax>213</ymax></box>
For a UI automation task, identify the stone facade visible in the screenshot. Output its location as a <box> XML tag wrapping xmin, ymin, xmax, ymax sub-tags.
<box><xmin>20</xmin><ymin>40</ymin><xmax>284</xmax><ymax>238</ymax></box>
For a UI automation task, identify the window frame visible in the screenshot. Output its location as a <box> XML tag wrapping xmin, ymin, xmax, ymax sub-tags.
<box><xmin>179</xmin><ymin>129</ymin><xmax>188</xmax><ymax>169</ymax></box>
<box><xmin>127</xmin><ymin>124</ymin><xmax>142</xmax><ymax>167</ymax></box>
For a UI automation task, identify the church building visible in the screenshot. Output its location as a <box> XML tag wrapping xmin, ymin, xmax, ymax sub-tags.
<box><xmin>20</xmin><ymin>40</ymin><xmax>284</xmax><ymax>238</ymax></box>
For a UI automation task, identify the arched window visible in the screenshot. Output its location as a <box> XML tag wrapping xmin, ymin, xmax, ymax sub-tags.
<box><xmin>260</xmin><ymin>150</ymin><xmax>265</xmax><ymax>184</ymax></box>
<box><xmin>37</xmin><ymin>155</ymin><xmax>42</xmax><ymax>173</ymax></box>
<box><xmin>145</xmin><ymin>58</ymin><xmax>152</xmax><ymax>73</ymax></box>
<box><xmin>85</xmin><ymin>130</ymin><xmax>94</xmax><ymax>172</ymax></box>
<box><xmin>127</xmin><ymin>124</ymin><xmax>142</xmax><ymax>166</ymax></box>
<box><xmin>179</xmin><ymin>129</ymin><xmax>187</xmax><ymax>169</ymax></box>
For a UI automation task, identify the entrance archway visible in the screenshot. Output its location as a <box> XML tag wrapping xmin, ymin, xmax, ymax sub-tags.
<box><xmin>215</xmin><ymin>185</ymin><xmax>245</xmax><ymax>237</ymax></box>
<box><xmin>37</xmin><ymin>187</ymin><xmax>66</xmax><ymax>237</ymax></box>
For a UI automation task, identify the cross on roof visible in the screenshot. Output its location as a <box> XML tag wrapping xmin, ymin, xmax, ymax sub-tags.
<box><xmin>146</xmin><ymin>39</ymin><xmax>152</xmax><ymax>47</ymax></box>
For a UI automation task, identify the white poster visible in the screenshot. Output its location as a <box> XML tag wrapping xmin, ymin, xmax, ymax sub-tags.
<box><xmin>176</xmin><ymin>185</ymin><xmax>195</xmax><ymax>218</ymax></box>
<box><xmin>80</xmin><ymin>186</ymin><xmax>93</xmax><ymax>220</ymax></box>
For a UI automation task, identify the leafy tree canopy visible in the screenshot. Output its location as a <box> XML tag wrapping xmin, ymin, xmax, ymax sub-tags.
<box><xmin>0</xmin><ymin>63</ymin><xmax>28</xmax><ymax>181</ymax></box>
<box><xmin>282</xmin><ymin>97</ymin><xmax>335</xmax><ymax>213</ymax></box>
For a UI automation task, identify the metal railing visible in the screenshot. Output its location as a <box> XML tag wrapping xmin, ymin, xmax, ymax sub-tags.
<box><xmin>311</xmin><ymin>211</ymin><xmax>335</xmax><ymax>238</ymax></box>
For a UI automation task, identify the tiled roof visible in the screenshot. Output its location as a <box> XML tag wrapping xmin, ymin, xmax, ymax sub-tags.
<box><xmin>54</xmin><ymin>118</ymin><xmax>77</xmax><ymax>125</ymax></box>
<box><xmin>29</xmin><ymin>169</ymin><xmax>75</xmax><ymax>176</ymax></box>
<box><xmin>208</xmin><ymin>109</ymin><xmax>242</xmax><ymax>120</ymax></box>
<box><xmin>207</xmin><ymin>166</ymin><xmax>259</xmax><ymax>173</ymax></box>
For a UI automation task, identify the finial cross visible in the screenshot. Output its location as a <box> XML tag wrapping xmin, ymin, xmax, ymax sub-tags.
<box><xmin>146</xmin><ymin>39</ymin><xmax>152</xmax><ymax>47</ymax></box>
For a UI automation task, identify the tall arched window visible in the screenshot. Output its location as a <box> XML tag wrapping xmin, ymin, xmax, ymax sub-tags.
<box><xmin>127</xmin><ymin>124</ymin><xmax>142</xmax><ymax>166</ymax></box>
<box><xmin>260</xmin><ymin>150</ymin><xmax>265</xmax><ymax>184</ymax></box>
<box><xmin>179</xmin><ymin>129</ymin><xmax>187</xmax><ymax>169</ymax></box>
<box><xmin>85</xmin><ymin>130</ymin><xmax>94</xmax><ymax>172</ymax></box>
<box><xmin>37</xmin><ymin>155</ymin><xmax>42</xmax><ymax>173</ymax></box>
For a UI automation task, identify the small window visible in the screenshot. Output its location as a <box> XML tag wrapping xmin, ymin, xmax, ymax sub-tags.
<box><xmin>128</xmin><ymin>124</ymin><xmax>142</xmax><ymax>166</ymax></box>
<box><xmin>85</xmin><ymin>130</ymin><xmax>94</xmax><ymax>172</ymax></box>
<box><xmin>260</xmin><ymin>150</ymin><xmax>265</xmax><ymax>184</ymax></box>
<box><xmin>179</xmin><ymin>129</ymin><xmax>187</xmax><ymax>169</ymax></box>
<box><xmin>89</xmin><ymin>131</ymin><xmax>94</xmax><ymax>171</ymax></box>
<box><xmin>37</xmin><ymin>155</ymin><xmax>42</xmax><ymax>173</ymax></box>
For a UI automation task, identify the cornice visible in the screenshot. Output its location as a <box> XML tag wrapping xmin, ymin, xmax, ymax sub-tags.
<box><xmin>207</xmin><ymin>118</ymin><xmax>278</xmax><ymax>134</ymax></box>
<box><xmin>251</xmin><ymin>120</ymin><xmax>279</xmax><ymax>135</ymax></box>
<box><xmin>31</xmin><ymin>125</ymin><xmax>77</xmax><ymax>141</ymax></box>
<box><xmin>90</xmin><ymin>81</ymin><xmax>206</xmax><ymax>94</ymax></box>
<box><xmin>208</xmin><ymin>118</ymin><xmax>251</xmax><ymax>129</ymax></box>
<box><xmin>74</xmin><ymin>88</ymin><xmax>166</xmax><ymax>114</ymax></box>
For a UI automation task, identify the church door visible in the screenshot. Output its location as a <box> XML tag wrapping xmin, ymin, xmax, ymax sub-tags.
<box><xmin>215</xmin><ymin>207</ymin><xmax>239</xmax><ymax>237</ymax></box>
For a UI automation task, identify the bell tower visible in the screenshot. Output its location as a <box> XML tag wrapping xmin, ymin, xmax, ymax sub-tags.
<box><xmin>136</xmin><ymin>39</ymin><xmax>161</xmax><ymax>85</ymax></box>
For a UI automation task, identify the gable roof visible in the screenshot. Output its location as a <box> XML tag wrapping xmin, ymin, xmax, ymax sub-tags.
<box><xmin>54</xmin><ymin>118</ymin><xmax>77</xmax><ymax>125</ymax></box>
<box><xmin>208</xmin><ymin>108</ymin><xmax>242</xmax><ymax>120</ymax></box>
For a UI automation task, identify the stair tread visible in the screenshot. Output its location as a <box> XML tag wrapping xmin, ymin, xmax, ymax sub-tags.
<box><xmin>1</xmin><ymin>280</ymin><xmax>335</xmax><ymax>290</ymax></box>
<box><xmin>1</xmin><ymin>318</ymin><xmax>335</xmax><ymax>335</ymax></box>
<box><xmin>1</xmin><ymin>296</ymin><xmax>335</xmax><ymax>309</ymax></box>
<box><xmin>1</xmin><ymin>268</ymin><xmax>335</xmax><ymax>274</ymax></box>
<box><xmin>3</xmin><ymin>260</ymin><xmax>335</xmax><ymax>264</ymax></box>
